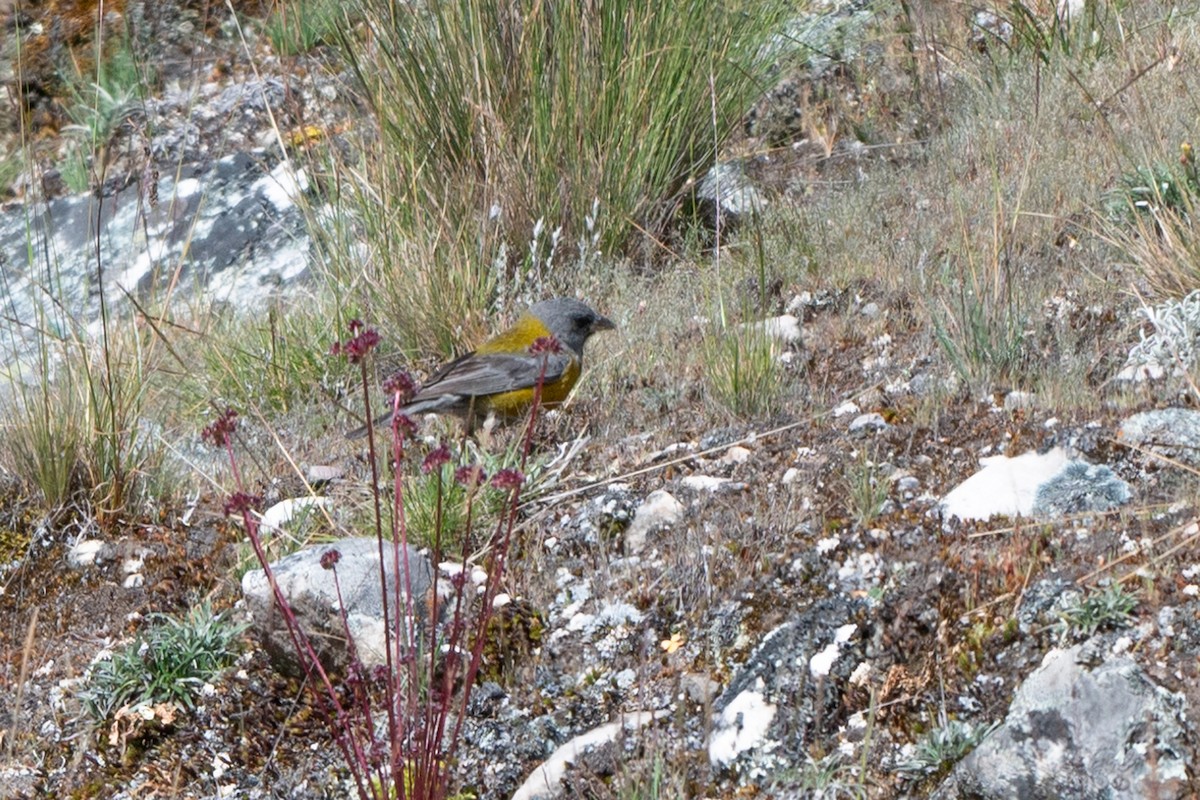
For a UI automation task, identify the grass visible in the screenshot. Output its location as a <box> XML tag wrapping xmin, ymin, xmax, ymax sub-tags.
<box><xmin>317</xmin><ymin>0</ymin><xmax>786</xmax><ymax>356</ymax></box>
<box><xmin>266</xmin><ymin>0</ymin><xmax>349</xmax><ymax>56</ymax></box>
<box><xmin>59</xmin><ymin>28</ymin><xmax>152</xmax><ymax>193</ymax></box>
<box><xmin>843</xmin><ymin>450</ymin><xmax>889</xmax><ymax>529</ymax></box>
<box><xmin>1</xmin><ymin>310</ymin><xmax>179</xmax><ymax>524</ymax></box>
<box><xmin>702</xmin><ymin>313</ymin><xmax>786</xmax><ymax>418</ymax></box>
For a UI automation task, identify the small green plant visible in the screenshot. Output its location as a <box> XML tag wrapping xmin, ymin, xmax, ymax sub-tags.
<box><xmin>267</xmin><ymin>0</ymin><xmax>348</xmax><ymax>56</ymax></box>
<box><xmin>896</xmin><ymin>718</ymin><xmax>997</xmax><ymax>779</ymax></box>
<box><xmin>0</xmin><ymin>147</ymin><xmax>23</xmax><ymax>196</ymax></box>
<box><xmin>792</xmin><ymin>752</ymin><xmax>866</xmax><ymax>798</ymax></box>
<box><xmin>59</xmin><ymin>35</ymin><xmax>150</xmax><ymax>191</ymax></box>
<box><xmin>614</xmin><ymin>753</ymin><xmax>668</xmax><ymax>800</ymax></box>
<box><xmin>1106</xmin><ymin>160</ymin><xmax>1200</xmax><ymax>222</ymax></box>
<box><xmin>1099</xmin><ymin>146</ymin><xmax>1200</xmax><ymax>299</ymax></box>
<box><xmin>1059</xmin><ymin>582</ymin><xmax>1138</xmax><ymax>637</ymax></box>
<box><xmin>1</xmin><ymin>316</ymin><xmax>174</xmax><ymax>523</ymax></box>
<box><xmin>931</xmin><ymin>254</ymin><xmax>1029</xmax><ymax>395</ymax></box>
<box><xmin>81</xmin><ymin>603</ymin><xmax>245</xmax><ymax>720</ymax></box>
<box><xmin>702</xmin><ymin>321</ymin><xmax>782</xmax><ymax>418</ymax></box>
<box><xmin>843</xmin><ymin>450</ymin><xmax>889</xmax><ymax>528</ymax></box>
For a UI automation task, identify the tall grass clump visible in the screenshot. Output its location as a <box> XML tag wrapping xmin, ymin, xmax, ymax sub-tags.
<box><xmin>1103</xmin><ymin>144</ymin><xmax>1200</xmax><ymax>299</ymax></box>
<box><xmin>1</xmin><ymin>279</ymin><xmax>175</xmax><ymax>524</ymax></box>
<box><xmin>327</xmin><ymin>0</ymin><xmax>784</xmax><ymax>352</ymax></box>
<box><xmin>929</xmin><ymin>174</ymin><xmax>1035</xmax><ymax>396</ymax></box>
<box><xmin>702</xmin><ymin>320</ymin><xmax>783</xmax><ymax>419</ymax></box>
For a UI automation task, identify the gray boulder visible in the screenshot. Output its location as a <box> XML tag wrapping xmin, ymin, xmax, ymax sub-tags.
<box><xmin>1119</xmin><ymin>408</ymin><xmax>1200</xmax><ymax>468</ymax></box>
<box><xmin>933</xmin><ymin>644</ymin><xmax>1192</xmax><ymax>799</ymax></box>
<box><xmin>242</xmin><ymin>536</ymin><xmax>433</xmax><ymax>675</ymax></box>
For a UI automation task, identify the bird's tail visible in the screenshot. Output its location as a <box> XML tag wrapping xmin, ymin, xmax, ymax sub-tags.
<box><xmin>345</xmin><ymin>410</ymin><xmax>396</xmax><ymax>440</ymax></box>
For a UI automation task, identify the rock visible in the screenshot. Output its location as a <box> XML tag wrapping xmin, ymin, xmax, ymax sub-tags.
<box><xmin>1119</xmin><ymin>408</ymin><xmax>1200</xmax><ymax>467</ymax></box>
<box><xmin>304</xmin><ymin>464</ymin><xmax>344</xmax><ymax>485</ymax></box>
<box><xmin>1031</xmin><ymin>461</ymin><xmax>1132</xmax><ymax>518</ymax></box>
<box><xmin>970</xmin><ymin>10</ymin><xmax>1014</xmax><ymax>51</ymax></box>
<box><xmin>721</xmin><ymin>445</ymin><xmax>753</xmax><ymax>465</ymax></box>
<box><xmin>940</xmin><ymin>447</ymin><xmax>1071</xmax><ymax>522</ymax></box>
<box><xmin>258</xmin><ymin>497</ymin><xmax>331</xmax><ymax>534</ymax></box>
<box><xmin>707</xmin><ymin>597</ymin><xmax>867</xmax><ymax>774</ymax></box>
<box><xmin>241</xmin><ymin>537</ymin><xmax>433</xmax><ymax>675</ymax></box>
<box><xmin>68</xmin><ymin>539</ymin><xmax>106</xmax><ymax>568</ymax></box>
<box><xmin>848</xmin><ymin>412</ymin><xmax>888</xmax><ymax>435</ymax></box>
<box><xmin>623</xmin><ymin>490</ymin><xmax>684</xmax><ymax>554</ymax></box>
<box><xmin>695</xmin><ymin>160</ymin><xmax>766</xmax><ymax>228</ymax></box>
<box><xmin>750</xmin><ymin>1</ymin><xmax>882</xmax><ymax>142</ymax></box>
<box><xmin>1016</xmin><ymin>578</ymin><xmax>1076</xmax><ymax>634</ymax></box>
<box><xmin>1003</xmin><ymin>390</ymin><xmax>1036</xmax><ymax>410</ymax></box>
<box><xmin>681</xmin><ymin>475</ymin><xmax>741</xmax><ymax>493</ymax></box>
<box><xmin>932</xmin><ymin>645</ymin><xmax>1192</xmax><ymax>800</ymax></box>
<box><xmin>0</xmin><ymin>149</ymin><xmax>316</xmax><ymax>398</ymax></box>
<box><xmin>511</xmin><ymin>711</ymin><xmax>668</xmax><ymax>800</ymax></box>
<box><xmin>832</xmin><ymin>400</ymin><xmax>861</xmax><ymax>417</ymax></box>
<box><xmin>740</xmin><ymin>314</ymin><xmax>802</xmax><ymax>347</ymax></box>
<box><xmin>709</xmin><ymin>681</ymin><xmax>777</xmax><ymax>768</ymax></box>
<box><xmin>681</xmin><ymin>672</ymin><xmax>721</xmax><ymax>705</ymax></box>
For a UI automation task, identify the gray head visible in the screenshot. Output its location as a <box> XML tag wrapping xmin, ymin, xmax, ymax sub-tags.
<box><xmin>529</xmin><ymin>297</ymin><xmax>616</xmax><ymax>356</ymax></box>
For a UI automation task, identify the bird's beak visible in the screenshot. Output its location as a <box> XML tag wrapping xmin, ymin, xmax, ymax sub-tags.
<box><xmin>592</xmin><ymin>314</ymin><xmax>616</xmax><ymax>333</ymax></box>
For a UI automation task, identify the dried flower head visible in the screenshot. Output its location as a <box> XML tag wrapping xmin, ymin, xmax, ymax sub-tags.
<box><xmin>331</xmin><ymin>321</ymin><xmax>381</xmax><ymax>363</ymax></box>
<box><xmin>320</xmin><ymin>548</ymin><xmax>341</xmax><ymax>570</ymax></box>
<box><xmin>454</xmin><ymin>465</ymin><xmax>487</xmax><ymax>488</ymax></box>
<box><xmin>382</xmin><ymin>370</ymin><xmax>418</xmax><ymax>405</ymax></box>
<box><xmin>490</xmin><ymin>468</ymin><xmax>525</xmax><ymax>492</ymax></box>
<box><xmin>201</xmin><ymin>408</ymin><xmax>238</xmax><ymax>447</ymax></box>
<box><xmin>528</xmin><ymin>335</ymin><xmax>563</xmax><ymax>355</ymax></box>
<box><xmin>223</xmin><ymin>491</ymin><xmax>261</xmax><ymax>517</ymax></box>
<box><xmin>422</xmin><ymin>443</ymin><xmax>452</xmax><ymax>474</ymax></box>
<box><xmin>392</xmin><ymin>413</ymin><xmax>418</xmax><ymax>439</ymax></box>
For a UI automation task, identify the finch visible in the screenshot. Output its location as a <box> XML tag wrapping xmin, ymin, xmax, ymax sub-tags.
<box><xmin>349</xmin><ymin>297</ymin><xmax>615</xmax><ymax>437</ymax></box>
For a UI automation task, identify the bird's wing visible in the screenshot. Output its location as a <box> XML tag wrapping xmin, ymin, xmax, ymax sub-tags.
<box><xmin>412</xmin><ymin>351</ymin><xmax>572</xmax><ymax>401</ymax></box>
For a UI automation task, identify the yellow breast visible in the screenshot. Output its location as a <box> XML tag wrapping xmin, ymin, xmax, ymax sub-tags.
<box><xmin>485</xmin><ymin>356</ymin><xmax>582</xmax><ymax>417</ymax></box>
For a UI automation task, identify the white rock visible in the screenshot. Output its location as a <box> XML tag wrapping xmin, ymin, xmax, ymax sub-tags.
<box><xmin>940</xmin><ymin>447</ymin><xmax>1071</xmax><ymax>522</ymax></box>
<box><xmin>832</xmin><ymin>401</ymin><xmax>860</xmax><ymax>418</ymax></box>
<box><xmin>722</xmin><ymin>445</ymin><xmax>752</xmax><ymax>465</ymax></box>
<box><xmin>681</xmin><ymin>475</ymin><xmax>731</xmax><ymax>492</ymax></box>
<box><xmin>258</xmin><ymin>497</ymin><xmax>330</xmax><ymax>534</ymax></box>
<box><xmin>513</xmin><ymin>711</ymin><xmax>669</xmax><ymax>800</ymax></box>
<box><xmin>741</xmin><ymin>314</ymin><xmax>802</xmax><ymax>345</ymax></box>
<box><xmin>624</xmin><ymin>490</ymin><xmax>684</xmax><ymax>553</ymax></box>
<box><xmin>849</xmin><ymin>412</ymin><xmax>888</xmax><ymax>434</ymax></box>
<box><xmin>1004</xmin><ymin>391</ymin><xmax>1036</xmax><ymax>411</ymax></box>
<box><xmin>810</xmin><ymin>624</ymin><xmax>857</xmax><ymax>679</ymax></box>
<box><xmin>68</xmin><ymin>540</ymin><xmax>104</xmax><ymax>567</ymax></box>
<box><xmin>708</xmin><ymin>683</ymin><xmax>777</xmax><ymax>767</ymax></box>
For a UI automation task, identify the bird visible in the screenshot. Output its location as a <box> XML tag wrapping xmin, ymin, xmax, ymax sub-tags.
<box><xmin>349</xmin><ymin>297</ymin><xmax>615</xmax><ymax>437</ymax></box>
